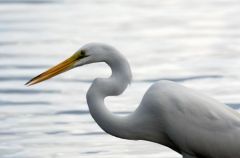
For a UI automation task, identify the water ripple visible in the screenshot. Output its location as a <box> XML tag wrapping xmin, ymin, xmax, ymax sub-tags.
<box><xmin>56</xmin><ymin>110</ymin><xmax>131</xmax><ymax>116</ymax></box>
<box><xmin>45</xmin><ymin>130</ymin><xmax>66</xmax><ymax>135</ymax></box>
<box><xmin>0</xmin><ymin>75</ymin><xmax>223</xmax><ymax>83</ymax></box>
<box><xmin>227</xmin><ymin>103</ymin><xmax>240</xmax><ymax>109</ymax></box>
<box><xmin>0</xmin><ymin>100</ymin><xmax>50</xmax><ymax>106</ymax></box>
<box><xmin>56</xmin><ymin>110</ymin><xmax>89</xmax><ymax>115</ymax></box>
<box><xmin>0</xmin><ymin>65</ymin><xmax>49</xmax><ymax>69</ymax></box>
<box><xmin>0</xmin><ymin>76</ymin><xmax>31</xmax><ymax>81</ymax></box>
<box><xmin>0</xmin><ymin>89</ymin><xmax>59</xmax><ymax>94</ymax></box>
<box><xmin>0</xmin><ymin>39</ymin><xmax>67</xmax><ymax>46</ymax></box>
<box><xmin>72</xmin><ymin>131</ymin><xmax>105</xmax><ymax>136</ymax></box>
<box><xmin>0</xmin><ymin>0</ymin><xmax>58</xmax><ymax>4</ymax></box>
<box><xmin>142</xmin><ymin>75</ymin><xmax>223</xmax><ymax>83</ymax></box>
<box><xmin>81</xmin><ymin>151</ymin><xmax>104</xmax><ymax>155</ymax></box>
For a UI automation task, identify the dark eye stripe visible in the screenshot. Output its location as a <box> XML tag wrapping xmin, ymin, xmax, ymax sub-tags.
<box><xmin>76</xmin><ymin>55</ymin><xmax>84</xmax><ymax>60</ymax></box>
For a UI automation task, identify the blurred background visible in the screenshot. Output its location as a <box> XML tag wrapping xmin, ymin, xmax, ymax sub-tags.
<box><xmin>1</xmin><ymin>0</ymin><xmax>240</xmax><ymax>157</ymax></box>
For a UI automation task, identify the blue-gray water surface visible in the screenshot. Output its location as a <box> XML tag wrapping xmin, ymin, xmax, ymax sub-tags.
<box><xmin>1</xmin><ymin>0</ymin><xmax>240</xmax><ymax>158</ymax></box>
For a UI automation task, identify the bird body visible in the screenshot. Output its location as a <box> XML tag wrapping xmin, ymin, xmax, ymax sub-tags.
<box><xmin>137</xmin><ymin>81</ymin><xmax>240</xmax><ymax>158</ymax></box>
<box><xmin>26</xmin><ymin>43</ymin><xmax>240</xmax><ymax>158</ymax></box>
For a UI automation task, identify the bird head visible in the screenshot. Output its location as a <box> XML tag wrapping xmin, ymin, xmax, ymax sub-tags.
<box><xmin>25</xmin><ymin>43</ymin><xmax>112</xmax><ymax>86</ymax></box>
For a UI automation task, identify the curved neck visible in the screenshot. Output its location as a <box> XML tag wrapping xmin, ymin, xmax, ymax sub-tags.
<box><xmin>86</xmin><ymin>52</ymin><xmax>137</xmax><ymax>140</ymax></box>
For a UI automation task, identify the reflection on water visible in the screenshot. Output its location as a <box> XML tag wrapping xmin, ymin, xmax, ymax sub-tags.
<box><xmin>1</xmin><ymin>0</ymin><xmax>240</xmax><ymax>158</ymax></box>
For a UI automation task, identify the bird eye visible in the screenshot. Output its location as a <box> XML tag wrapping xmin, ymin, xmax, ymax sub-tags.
<box><xmin>75</xmin><ymin>50</ymin><xmax>87</xmax><ymax>60</ymax></box>
<box><xmin>81</xmin><ymin>50</ymin><xmax>86</xmax><ymax>56</ymax></box>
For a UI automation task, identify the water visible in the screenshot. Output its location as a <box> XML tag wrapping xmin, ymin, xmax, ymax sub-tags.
<box><xmin>1</xmin><ymin>0</ymin><xmax>240</xmax><ymax>157</ymax></box>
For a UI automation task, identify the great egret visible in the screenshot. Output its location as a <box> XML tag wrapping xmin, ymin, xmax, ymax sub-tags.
<box><xmin>26</xmin><ymin>43</ymin><xmax>240</xmax><ymax>158</ymax></box>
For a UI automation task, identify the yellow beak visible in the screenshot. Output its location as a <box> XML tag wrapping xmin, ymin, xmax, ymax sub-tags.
<box><xmin>25</xmin><ymin>54</ymin><xmax>79</xmax><ymax>86</ymax></box>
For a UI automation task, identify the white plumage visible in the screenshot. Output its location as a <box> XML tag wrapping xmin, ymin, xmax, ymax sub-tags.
<box><xmin>27</xmin><ymin>43</ymin><xmax>240</xmax><ymax>158</ymax></box>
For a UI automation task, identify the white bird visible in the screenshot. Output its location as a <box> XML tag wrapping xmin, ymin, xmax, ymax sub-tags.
<box><xmin>26</xmin><ymin>43</ymin><xmax>240</xmax><ymax>158</ymax></box>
